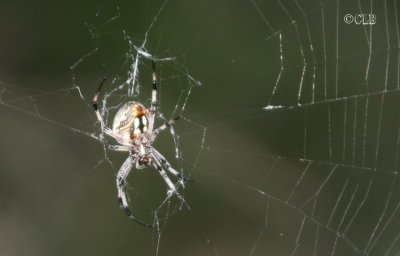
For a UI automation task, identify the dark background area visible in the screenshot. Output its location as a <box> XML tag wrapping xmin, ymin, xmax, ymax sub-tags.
<box><xmin>1</xmin><ymin>0</ymin><xmax>400</xmax><ymax>255</ymax></box>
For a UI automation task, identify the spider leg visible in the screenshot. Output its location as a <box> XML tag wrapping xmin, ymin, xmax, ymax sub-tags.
<box><xmin>147</xmin><ymin>61</ymin><xmax>180</xmax><ymax>137</ymax></box>
<box><xmin>92</xmin><ymin>78</ymin><xmax>130</xmax><ymax>145</ymax></box>
<box><xmin>108</xmin><ymin>145</ymin><xmax>131</xmax><ymax>152</ymax></box>
<box><xmin>151</xmin><ymin>156</ymin><xmax>190</xmax><ymax>209</ymax></box>
<box><xmin>104</xmin><ymin>127</ymin><xmax>130</xmax><ymax>145</ymax></box>
<box><xmin>117</xmin><ymin>154</ymin><xmax>153</xmax><ymax>228</ymax></box>
<box><xmin>149</xmin><ymin>60</ymin><xmax>158</xmax><ymax>133</ymax></box>
<box><xmin>152</xmin><ymin>116</ymin><xmax>180</xmax><ymax>138</ymax></box>
<box><xmin>153</xmin><ymin>149</ymin><xmax>194</xmax><ymax>183</ymax></box>
<box><xmin>93</xmin><ymin>77</ymin><xmax>107</xmax><ymax>123</ymax></box>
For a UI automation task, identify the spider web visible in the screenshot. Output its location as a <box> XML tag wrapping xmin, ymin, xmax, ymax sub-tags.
<box><xmin>1</xmin><ymin>0</ymin><xmax>400</xmax><ymax>255</ymax></box>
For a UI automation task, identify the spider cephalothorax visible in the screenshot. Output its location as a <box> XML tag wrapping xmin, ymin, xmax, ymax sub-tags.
<box><xmin>92</xmin><ymin>60</ymin><xmax>191</xmax><ymax>228</ymax></box>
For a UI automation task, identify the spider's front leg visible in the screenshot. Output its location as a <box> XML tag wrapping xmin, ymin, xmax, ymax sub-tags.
<box><xmin>151</xmin><ymin>156</ymin><xmax>190</xmax><ymax>209</ymax></box>
<box><xmin>153</xmin><ymin>149</ymin><xmax>194</xmax><ymax>184</ymax></box>
<box><xmin>116</xmin><ymin>154</ymin><xmax>153</xmax><ymax>228</ymax></box>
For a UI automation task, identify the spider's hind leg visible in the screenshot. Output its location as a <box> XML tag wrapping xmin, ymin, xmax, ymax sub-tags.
<box><xmin>152</xmin><ymin>116</ymin><xmax>180</xmax><ymax>137</ymax></box>
<box><xmin>93</xmin><ymin>77</ymin><xmax>107</xmax><ymax>123</ymax></box>
<box><xmin>148</xmin><ymin>60</ymin><xmax>158</xmax><ymax>132</ymax></box>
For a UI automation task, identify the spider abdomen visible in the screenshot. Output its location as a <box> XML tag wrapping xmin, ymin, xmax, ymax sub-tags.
<box><xmin>112</xmin><ymin>101</ymin><xmax>149</xmax><ymax>141</ymax></box>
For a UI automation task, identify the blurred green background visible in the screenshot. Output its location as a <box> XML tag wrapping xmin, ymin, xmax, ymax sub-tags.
<box><xmin>1</xmin><ymin>0</ymin><xmax>400</xmax><ymax>255</ymax></box>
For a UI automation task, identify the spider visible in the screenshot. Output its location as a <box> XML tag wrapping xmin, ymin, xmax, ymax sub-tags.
<box><xmin>93</xmin><ymin>60</ymin><xmax>191</xmax><ymax>228</ymax></box>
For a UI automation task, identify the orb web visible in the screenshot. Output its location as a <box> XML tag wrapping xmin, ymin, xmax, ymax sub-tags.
<box><xmin>0</xmin><ymin>0</ymin><xmax>400</xmax><ymax>255</ymax></box>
